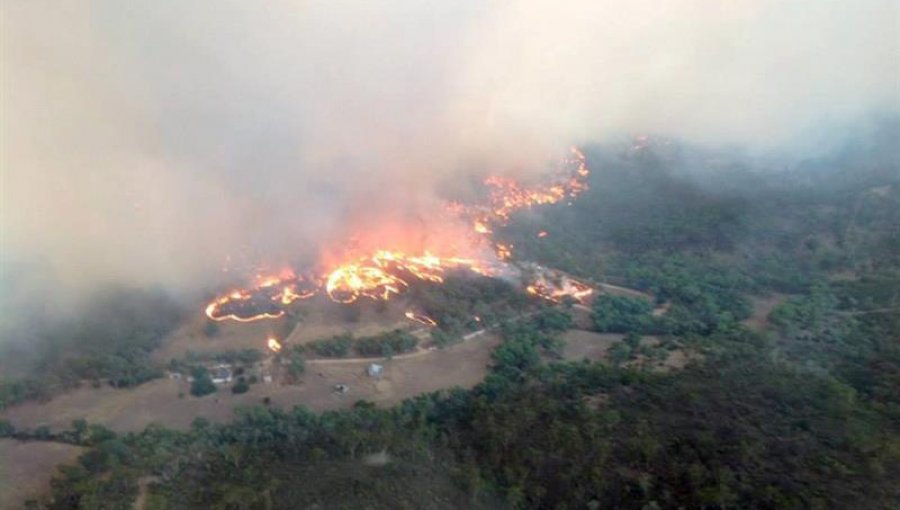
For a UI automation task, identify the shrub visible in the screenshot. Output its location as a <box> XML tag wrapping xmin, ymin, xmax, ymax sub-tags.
<box><xmin>189</xmin><ymin>366</ymin><xmax>217</xmax><ymax>397</ymax></box>
<box><xmin>232</xmin><ymin>379</ymin><xmax>250</xmax><ymax>394</ymax></box>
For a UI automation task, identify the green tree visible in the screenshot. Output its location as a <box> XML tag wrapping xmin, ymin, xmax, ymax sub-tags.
<box><xmin>0</xmin><ymin>419</ymin><xmax>14</xmax><ymax>437</ymax></box>
<box><xmin>71</xmin><ymin>418</ymin><xmax>88</xmax><ymax>444</ymax></box>
<box><xmin>532</xmin><ymin>308</ymin><xmax>574</xmax><ymax>332</ymax></box>
<box><xmin>232</xmin><ymin>379</ymin><xmax>250</xmax><ymax>394</ymax></box>
<box><xmin>287</xmin><ymin>349</ymin><xmax>306</xmax><ymax>379</ymax></box>
<box><xmin>592</xmin><ymin>295</ymin><xmax>654</xmax><ymax>333</ymax></box>
<box><xmin>190</xmin><ymin>366</ymin><xmax>217</xmax><ymax>397</ymax></box>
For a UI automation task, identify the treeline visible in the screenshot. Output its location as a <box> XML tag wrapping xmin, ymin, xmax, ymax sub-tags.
<box><xmin>181</xmin><ymin>348</ymin><xmax>264</xmax><ymax>365</ymax></box>
<box><xmin>590</xmin><ymin>254</ymin><xmax>754</xmax><ymax>337</ymax></box>
<box><xmin>0</xmin><ymin>288</ymin><xmax>184</xmax><ymax>410</ymax></box>
<box><xmin>303</xmin><ymin>329</ymin><xmax>419</xmax><ymax>359</ymax></box>
<box><xmin>0</xmin><ymin>418</ymin><xmax>116</xmax><ymax>449</ymax></box>
<box><xmin>768</xmin><ymin>275</ymin><xmax>900</xmax><ymax>425</ymax></box>
<box><xmin>30</xmin><ymin>299</ymin><xmax>900</xmax><ymax>509</ymax></box>
<box><xmin>13</xmin><ymin>134</ymin><xmax>900</xmax><ymax>508</ymax></box>
<box><xmin>411</xmin><ymin>272</ymin><xmax>532</xmax><ymax>341</ymax></box>
<box><xmin>501</xmin><ymin>136</ymin><xmax>899</xmax><ymax>296</ymax></box>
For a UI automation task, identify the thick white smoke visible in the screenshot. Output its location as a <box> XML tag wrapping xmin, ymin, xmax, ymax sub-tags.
<box><xmin>1</xmin><ymin>0</ymin><xmax>897</xmax><ymax>298</ymax></box>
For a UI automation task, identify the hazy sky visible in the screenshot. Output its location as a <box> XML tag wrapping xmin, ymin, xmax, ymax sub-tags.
<box><xmin>2</xmin><ymin>0</ymin><xmax>898</xmax><ymax>297</ymax></box>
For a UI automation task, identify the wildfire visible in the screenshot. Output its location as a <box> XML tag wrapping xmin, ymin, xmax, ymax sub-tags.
<box><xmin>203</xmin><ymin>147</ymin><xmax>593</xmax><ymax>321</ymax></box>
<box><xmin>482</xmin><ymin>147</ymin><xmax>588</xmax><ymax>223</ymax></box>
<box><xmin>473</xmin><ymin>218</ymin><xmax>493</xmax><ymax>234</ymax></box>
<box><xmin>405</xmin><ymin>310</ymin><xmax>437</xmax><ymax>327</ymax></box>
<box><xmin>276</xmin><ymin>285</ymin><xmax>316</xmax><ymax>305</ymax></box>
<box><xmin>267</xmin><ymin>337</ymin><xmax>283</xmax><ymax>352</ymax></box>
<box><xmin>325</xmin><ymin>250</ymin><xmax>499</xmax><ymax>304</ymax></box>
<box><xmin>326</xmin><ymin>264</ymin><xmax>408</xmax><ymax>303</ymax></box>
<box><xmin>205</xmin><ymin>273</ymin><xmax>317</xmax><ymax>322</ymax></box>
<box><xmin>495</xmin><ymin>243</ymin><xmax>513</xmax><ymax>261</ymax></box>
<box><xmin>204</xmin><ymin>249</ymin><xmax>499</xmax><ymax>316</ymax></box>
<box><xmin>205</xmin><ymin>291</ymin><xmax>286</xmax><ymax>322</ymax></box>
<box><xmin>525</xmin><ymin>269</ymin><xmax>594</xmax><ymax>304</ymax></box>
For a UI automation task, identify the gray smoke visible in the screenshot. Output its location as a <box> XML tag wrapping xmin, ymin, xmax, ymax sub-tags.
<box><xmin>1</xmin><ymin>0</ymin><xmax>897</xmax><ymax>302</ymax></box>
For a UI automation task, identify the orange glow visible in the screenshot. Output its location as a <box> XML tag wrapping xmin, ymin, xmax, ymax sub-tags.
<box><xmin>267</xmin><ymin>337</ymin><xmax>283</xmax><ymax>352</ymax></box>
<box><xmin>324</xmin><ymin>250</ymin><xmax>496</xmax><ymax>304</ymax></box>
<box><xmin>276</xmin><ymin>285</ymin><xmax>311</xmax><ymax>305</ymax></box>
<box><xmin>326</xmin><ymin>264</ymin><xmax>408</xmax><ymax>303</ymax></box>
<box><xmin>205</xmin><ymin>290</ymin><xmax>286</xmax><ymax>323</ymax></box>
<box><xmin>405</xmin><ymin>310</ymin><xmax>437</xmax><ymax>327</ymax></box>
<box><xmin>204</xmin><ymin>271</ymin><xmax>314</xmax><ymax>321</ymax></box>
<box><xmin>203</xmin><ymin>147</ymin><xmax>592</xmax><ymax>321</ymax></box>
<box><xmin>473</xmin><ymin>219</ymin><xmax>492</xmax><ymax>234</ymax></box>
<box><xmin>481</xmin><ymin>147</ymin><xmax>588</xmax><ymax>223</ymax></box>
<box><xmin>525</xmin><ymin>271</ymin><xmax>594</xmax><ymax>304</ymax></box>
<box><xmin>537</xmin><ymin>231</ymin><xmax>548</xmax><ymax>238</ymax></box>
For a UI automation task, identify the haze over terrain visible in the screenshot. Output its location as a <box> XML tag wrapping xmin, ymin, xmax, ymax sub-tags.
<box><xmin>2</xmin><ymin>0</ymin><xmax>898</xmax><ymax>313</ymax></box>
<box><xmin>2</xmin><ymin>3</ymin><xmax>900</xmax><ymax>508</ymax></box>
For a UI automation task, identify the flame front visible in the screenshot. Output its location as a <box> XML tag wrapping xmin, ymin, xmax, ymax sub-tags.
<box><xmin>203</xmin><ymin>148</ymin><xmax>592</xmax><ymax>320</ymax></box>
<box><xmin>326</xmin><ymin>264</ymin><xmax>408</xmax><ymax>303</ymax></box>
<box><xmin>525</xmin><ymin>270</ymin><xmax>594</xmax><ymax>304</ymax></box>
<box><xmin>324</xmin><ymin>250</ymin><xmax>498</xmax><ymax>304</ymax></box>
<box><xmin>405</xmin><ymin>310</ymin><xmax>437</xmax><ymax>327</ymax></box>
<box><xmin>482</xmin><ymin>147</ymin><xmax>589</xmax><ymax>222</ymax></box>
<box><xmin>205</xmin><ymin>273</ymin><xmax>316</xmax><ymax>322</ymax></box>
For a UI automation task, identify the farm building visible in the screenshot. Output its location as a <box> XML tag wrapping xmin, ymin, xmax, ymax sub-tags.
<box><xmin>367</xmin><ymin>363</ymin><xmax>384</xmax><ymax>378</ymax></box>
<box><xmin>211</xmin><ymin>365</ymin><xmax>233</xmax><ymax>384</ymax></box>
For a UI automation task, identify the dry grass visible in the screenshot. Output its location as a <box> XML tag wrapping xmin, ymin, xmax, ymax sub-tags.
<box><xmin>561</xmin><ymin>329</ymin><xmax>694</xmax><ymax>371</ymax></box>
<box><xmin>0</xmin><ymin>439</ymin><xmax>84</xmax><ymax>510</ymax></box>
<box><xmin>561</xmin><ymin>330</ymin><xmax>622</xmax><ymax>361</ymax></box>
<box><xmin>153</xmin><ymin>299</ymin><xmax>415</xmax><ymax>362</ymax></box>
<box><xmin>743</xmin><ymin>293</ymin><xmax>788</xmax><ymax>331</ymax></box>
<box><xmin>2</xmin><ymin>334</ymin><xmax>500</xmax><ymax>433</ymax></box>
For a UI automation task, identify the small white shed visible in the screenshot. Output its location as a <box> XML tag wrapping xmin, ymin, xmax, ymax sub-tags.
<box><xmin>367</xmin><ymin>363</ymin><xmax>384</xmax><ymax>378</ymax></box>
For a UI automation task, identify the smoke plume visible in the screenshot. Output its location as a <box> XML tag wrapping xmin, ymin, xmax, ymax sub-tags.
<box><xmin>2</xmin><ymin>0</ymin><xmax>897</xmax><ymax>303</ymax></box>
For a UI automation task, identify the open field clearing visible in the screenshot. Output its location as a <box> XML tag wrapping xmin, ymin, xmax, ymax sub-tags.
<box><xmin>152</xmin><ymin>317</ymin><xmax>277</xmax><ymax>362</ymax></box>
<box><xmin>2</xmin><ymin>334</ymin><xmax>500</xmax><ymax>433</ymax></box>
<box><xmin>561</xmin><ymin>330</ymin><xmax>622</xmax><ymax>361</ymax></box>
<box><xmin>561</xmin><ymin>330</ymin><xmax>691</xmax><ymax>371</ymax></box>
<box><xmin>743</xmin><ymin>293</ymin><xmax>788</xmax><ymax>331</ymax></box>
<box><xmin>0</xmin><ymin>439</ymin><xmax>84</xmax><ymax>510</ymax></box>
<box><xmin>154</xmin><ymin>299</ymin><xmax>415</xmax><ymax>361</ymax></box>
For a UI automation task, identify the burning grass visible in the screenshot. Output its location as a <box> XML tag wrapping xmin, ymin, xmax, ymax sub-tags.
<box><xmin>204</xmin><ymin>148</ymin><xmax>593</xmax><ymax>323</ymax></box>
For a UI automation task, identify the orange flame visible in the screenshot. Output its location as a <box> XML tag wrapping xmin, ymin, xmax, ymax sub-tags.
<box><xmin>404</xmin><ymin>310</ymin><xmax>437</xmax><ymax>327</ymax></box>
<box><xmin>205</xmin><ymin>272</ymin><xmax>315</xmax><ymax>322</ymax></box>
<box><xmin>482</xmin><ymin>147</ymin><xmax>588</xmax><ymax>223</ymax></box>
<box><xmin>474</xmin><ymin>219</ymin><xmax>493</xmax><ymax>234</ymax></box>
<box><xmin>326</xmin><ymin>264</ymin><xmax>408</xmax><ymax>303</ymax></box>
<box><xmin>267</xmin><ymin>337</ymin><xmax>283</xmax><ymax>352</ymax></box>
<box><xmin>203</xmin><ymin>147</ymin><xmax>591</xmax><ymax>320</ymax></box>
<box><xmin>525</xmin><ymin>270</ymin><xmax>594</xmax><ymax>304</ymax></box>
<box><xmin>205</xmin><ymin>290</ymin><xmax>286</xmax><ymax>322</ymax></box>
<box><xmin>495</xmin><ymin>243</ymin><xmax>513</xmax><ymax>261</ymax></box>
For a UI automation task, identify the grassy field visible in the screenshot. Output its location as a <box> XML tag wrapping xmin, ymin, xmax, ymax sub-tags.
<box><xmin>2</xmin><ymin>333</ymin><xmax>500</xmax><ymax>432</ymax></box>
<box><xmin>153</xmin><ymin>298</ymin><xmax>415</xmax><ymax>362</ymax></box>
<box><xmin>0</xmin><ymin>439</ymin><xmax>84</xmax><ymax>510</ymax></box>
<box><xmin>561</xmin><ymin>330</ymin><xmax>622</xmax><ymax>361</ymax></box>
